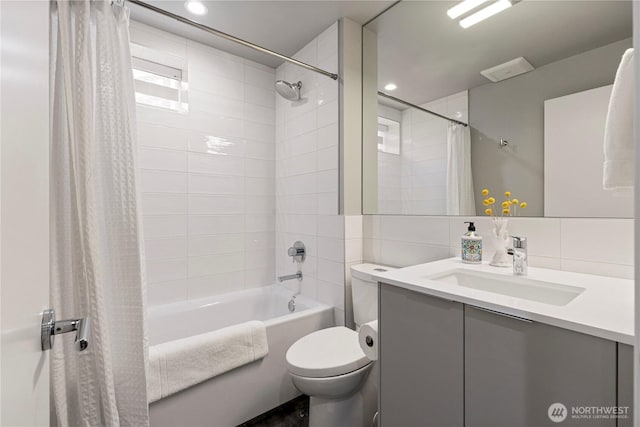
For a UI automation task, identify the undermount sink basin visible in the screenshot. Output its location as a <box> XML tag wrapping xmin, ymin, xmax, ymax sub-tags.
<box><xmin>427</xmin><ymin>269</ymin><xmax>585</xmax><ymax>306</ymax></box>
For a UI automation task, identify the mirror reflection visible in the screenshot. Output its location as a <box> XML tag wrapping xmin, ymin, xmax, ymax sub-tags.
<box><xmin>362</xmin><ymin>0</ymin><xmax>633</xmax><ymax>217</ymax></box>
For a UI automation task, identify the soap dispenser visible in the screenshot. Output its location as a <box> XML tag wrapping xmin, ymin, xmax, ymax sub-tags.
<box><xmin>461</xmin><ymin>222</ymin><xmax>482</xmax><ymax>264</ymax></box>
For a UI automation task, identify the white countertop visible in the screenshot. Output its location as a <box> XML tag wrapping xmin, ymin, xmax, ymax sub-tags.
<box><xmin>372</xmin><ymin>258</ymin><xmax>635</xmax><ymax>345</ymax></box>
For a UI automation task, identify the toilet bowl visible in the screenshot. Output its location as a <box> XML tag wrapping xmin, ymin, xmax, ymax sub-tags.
<box><xmin>285</xmin><ymin>264</ymin><xmax>395</xmax><ymax>427</ymax></box>
<box><xmin>286</xmin><ymin>326</ymin><xmax>375</xmax><ymax>427</ymax></box>
<box><xmin>289</xmin><ymin>363</ymin><xmax>373</xmax><ymax>399</ymax></box>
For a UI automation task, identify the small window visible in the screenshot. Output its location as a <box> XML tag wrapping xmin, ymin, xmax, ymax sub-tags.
<box><xmin>132</xmin><ymin>57</ymin><xmax>188</xmax><ymax>113</ymax></box>
<box><xmin>378</xmin><ymin>117</ymin><xmax>400</xmax><ymax>155</ymax></box>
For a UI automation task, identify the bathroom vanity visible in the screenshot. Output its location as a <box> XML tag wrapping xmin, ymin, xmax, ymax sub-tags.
<box><xmin>373</xmin><ymin>259</ymin><xmax>634</xmax><ymax>427</ymax></box>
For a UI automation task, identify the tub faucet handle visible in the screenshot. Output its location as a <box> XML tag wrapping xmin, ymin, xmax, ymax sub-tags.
<box><xmin>287</xmin><ymin>241</ymin><xmax>306</xmax><ymax>263</ymax></box>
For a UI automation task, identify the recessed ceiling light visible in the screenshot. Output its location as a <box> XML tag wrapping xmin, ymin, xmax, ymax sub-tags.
<box><xmin>185</xmin><ymin>0</ymin><xmax>208</xmax><ymax>16</ymax></box>
<box><xmin>384</xmin><ymin>83</ymin><xmax>397</xmax><ymax>91</ymax></box>
<box><xmin>447</xmin><ymin>0</ymin><xmax>490</xmax><ymax>19</ymax></box>
<box><xmin>460</xmin><ymin>0</ymin><xmax>512</xmax><ymax>28</ymax></box>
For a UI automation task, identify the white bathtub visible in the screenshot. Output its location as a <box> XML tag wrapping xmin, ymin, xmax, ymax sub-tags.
<box><xmin>148</xmin><ymin>285</ymin><xmax>334</xmax><ymax>427</ymax></box>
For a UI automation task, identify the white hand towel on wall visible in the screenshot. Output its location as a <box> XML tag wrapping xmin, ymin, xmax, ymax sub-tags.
<box><xmin>148</xmin><ymin>320</ymin><xmax>269</xmax><ymax>402</ymax></box>
<box><xmin>603</xmin><ymin>48</ymin><xmax>635</xmax><ymax>190</ymax></box>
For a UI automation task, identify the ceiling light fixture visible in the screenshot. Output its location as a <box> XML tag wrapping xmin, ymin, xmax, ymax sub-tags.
<box><xmin>184</xmin><ymin>0</ymin><xmax>208</xmax><ymax>16</ymax></box>
<box><xmin>460</xmin><ymin>0</ymin><xmax>512</xmax><ymax>28</ymax></box>
<box><xmin>384</xmin><ymin>83</ymin><xmax>397</xmax><ymax>91</ymax></box>
<box><xmin>447</xmin><ymin>0</ymin><xmax>490</xmax><ymax>19</ymax></box>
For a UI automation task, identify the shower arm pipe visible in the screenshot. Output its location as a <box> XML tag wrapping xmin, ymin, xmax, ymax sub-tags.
<box><xmin>126</xmin><ymin>0</ymin><xmax>339</xmax><ymax>81</ymax></box>
<box><xmin>378</xmin><ymin>91</ymin><xmax>469</xmax><ymax>127</ymax></box>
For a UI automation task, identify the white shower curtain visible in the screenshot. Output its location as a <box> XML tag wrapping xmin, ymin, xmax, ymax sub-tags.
<box><xmin>50</xmin><ymin>0</ymin><xmax>149</xmax><ymax>425</ymax></box>
<box><xmin>446</xmin><ymin>123</ymin><xmax>476</xmax><ymax>216</ymax></box>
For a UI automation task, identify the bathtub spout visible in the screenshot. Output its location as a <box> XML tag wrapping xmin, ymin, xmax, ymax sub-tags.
<box><xmin>278</xmin><ymin>271</ymin><xmax>302</xmax><ymax>283</ymax></box>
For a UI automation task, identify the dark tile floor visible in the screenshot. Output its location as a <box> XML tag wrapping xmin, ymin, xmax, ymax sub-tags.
<box><xmin>238</xmin><ymin>395</ymin><xmax>309</xmax><ymax>427</ymax></box>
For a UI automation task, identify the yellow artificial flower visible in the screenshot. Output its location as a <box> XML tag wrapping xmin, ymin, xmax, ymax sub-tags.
<box><xmin>485</xmin><ymin>208</ymin><xmax>492</xmax><ymax>216</ymax></box>
<box><xmin>504</xmin><ymin>191</ymin><xmax>511</xmax><ymax>198</ymax></box>
<box><xmin>501</xmin><ymin>201</ymin><xmax>510</xmax><ymax>208</ymax></box>
<box><xmin>481</xmin><ymin>189</ymin><xmax>489</xmax><ymax>196</ymax></box>
<box><xmin>483</xmin><ymin>199</ymin><xmax>490</xmax><ymax>206</ymax></box>
<box><xmin>520</xmin><ymin>202</ymin><xmax>527</xmax><ymax>209</ymax></box>
<box><xmin>503</xmin><ymin>208</ymin><xmax>510</xmax><ymax>215</ymax></box>
<box><xmin>487</xmin><ymin>197</ymin><xmax>495</xmax><ymax>204</ymax></box>
<box><xmin>511</xmin><ymin>198</ymin><xmax>519</xmax><ymax>205</ymax></box>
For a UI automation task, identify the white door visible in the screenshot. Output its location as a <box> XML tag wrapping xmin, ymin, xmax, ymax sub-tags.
<box><xmin>1</xmin><ymin>1</ymin><xmax>51</xmax><ymax>425</ymax></box>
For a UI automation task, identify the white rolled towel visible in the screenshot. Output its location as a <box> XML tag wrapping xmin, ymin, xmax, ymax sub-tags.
<box><xmin>148</xmin><ymin>320</ymin><xmax>268</xmax><ymax>403</ymax></box>
<box><xmin>603</xmin><ymin>48</ymin><xmax>635</xmax><ymax>191</ymax></box>
<box><xmin>358</xmin><ymin>320</ymin><xmax>379</xmax><ymax>361</ymax></box>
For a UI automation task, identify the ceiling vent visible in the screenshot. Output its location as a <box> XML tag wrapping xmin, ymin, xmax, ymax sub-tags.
<box><xmin>480</xmin><ymin>57</ymin><xmax>534</xmax><ymax>82</ymax></box>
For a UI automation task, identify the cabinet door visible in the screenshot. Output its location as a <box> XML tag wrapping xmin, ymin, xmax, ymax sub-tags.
<box><xmin>617</xmin><ymin>343</ymin><xmax>633</xmax><ymax>427</ymax></box>
<box><xmin>465</xmin><ymin>305</ymin><xmax>617</xmax><ymax>427</ymax></box>
<box><xmin>379</xmin><ymin>284</ymin><xmax>464</xmax><ymax>427</ymax></box>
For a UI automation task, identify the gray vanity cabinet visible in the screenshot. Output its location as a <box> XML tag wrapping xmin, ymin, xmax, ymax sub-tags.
<box><xmin>617</xmin><ymin>344</ymin><xmax>634</xmax><ymax>427</ymax></box>
<box><xmin>379</xmin><ymin>283</ymin><xmax>464</xmax><ymax>427</ymax></box>
<box><xmin>464</xmin><ymin>305</ymin><xmax>617</xmax><ymax>427</ymax></box>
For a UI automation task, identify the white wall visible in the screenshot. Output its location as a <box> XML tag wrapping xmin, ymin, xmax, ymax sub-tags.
<box><xmin>131</xmin><ymin>22</ymin><xmax>277</xmax><ymax>306</ymax></box>
<box><xmin>1</xmin><ymin>1</ymin><xmax>51</xmax><ymax>425</ymax></box>
<box><xmin>364</xmin><ymin>216</ymin><xmax>633</xmax><ymax>280</ymax></box>
<box><xmin>275</xmin><ymin>22</ymin><xmax>345</xmax><ymax>323</ymax></box>
<box><xmin>545</xmin><ymin>85</ymin><xmax>633</xmax><ymax>218</ymax></box>
<box><xmin>340</xmin><ymin>18</ymin><xmax>364</xmax><ymax>216</ymax></box>
<box><xmin>344</xmin><ymin>215</ymin><xmax>364</xmax><ymax>328</ymax></box>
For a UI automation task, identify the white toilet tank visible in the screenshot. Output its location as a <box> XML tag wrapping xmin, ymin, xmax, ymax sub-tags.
<box><xmin>350</xmin><ymin>264</ymin><xmax>396</xmax><ymax>328</ymax></box>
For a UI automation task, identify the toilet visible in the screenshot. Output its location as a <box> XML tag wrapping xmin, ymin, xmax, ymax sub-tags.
<box><xmin>285</xmin><ymin>264</ymin><xmax>394</xmax><ymax>427</ymax></box>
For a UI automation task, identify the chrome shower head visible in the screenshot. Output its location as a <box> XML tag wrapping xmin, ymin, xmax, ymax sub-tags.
<box><xmin>275</xmin><ymin>80</ymin><xmax>302</xmax><ymax>101</ymax></box>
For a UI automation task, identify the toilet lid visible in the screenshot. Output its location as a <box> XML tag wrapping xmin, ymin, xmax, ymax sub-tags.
<box><xmin>286</xmin><ymin>326</ymin><xmax>371</xmax><ymax>378</ymax></box>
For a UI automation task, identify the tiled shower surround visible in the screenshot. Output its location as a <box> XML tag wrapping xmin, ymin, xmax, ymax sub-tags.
<box><xmin>133</xmin><ymin>22</ymin><xmax>277</xmax><ymax>305</ymax></box>
<box><xmin>275</xmin><ymin>23</ymin><xmax>346</xmax><ymax>324</ymax></box>
<box><xmin>378</xmin><ymin>92</ymin><xmax>469</xmax><ymax>215</ymax></box>
<box><xmin>133</xmin><ymin>21</ymin><xmax>344</xmax><ymax>313</ymax></box>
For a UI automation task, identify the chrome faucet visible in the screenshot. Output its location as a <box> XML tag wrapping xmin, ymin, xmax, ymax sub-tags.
<box><xmin>287</xmin><ymin>241</ymin><xmax>306</xmax><ymax>263</ymax></box>
<box><xmin>507</xmin><ymin>236</ymin><xmax>528</xmax><ymax>276</ymax></box>
<box><xmin>279</xmin><ymin>241</ymin><xmax>304</xmax><ymax>282</ymax></box>
<box><xmin>278</xmin><ymin>271</ymin><xmax>303</xmax><ymax>283</ymax></box>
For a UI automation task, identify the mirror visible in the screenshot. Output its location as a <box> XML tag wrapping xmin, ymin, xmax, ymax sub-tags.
<box><xmin>362</xmin><ymin>0</ymin><xmax>633</xmax><ymax>217</ymax></box>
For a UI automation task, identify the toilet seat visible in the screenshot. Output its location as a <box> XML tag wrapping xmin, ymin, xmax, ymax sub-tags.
<box><xmin>286</xmin><ymin>326</ymin><xmax>370</xmax><ymax>378</ymax></box>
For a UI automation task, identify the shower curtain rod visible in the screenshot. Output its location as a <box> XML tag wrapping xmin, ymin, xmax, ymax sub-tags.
<box><xmin>378</xmin><ymin>91</ymin><xmax>469</xmax><ymax>127</ymax></box>
<box><xmin>126</xmin><ymin>0</ymin><xmax>339</xmax><ymax>81</ymax></box>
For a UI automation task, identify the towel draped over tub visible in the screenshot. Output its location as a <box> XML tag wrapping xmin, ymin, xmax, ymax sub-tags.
<box><xmin>148</xmin><ymin>320</ymin><xmax>269</xmax><ymax>403</ymax></box>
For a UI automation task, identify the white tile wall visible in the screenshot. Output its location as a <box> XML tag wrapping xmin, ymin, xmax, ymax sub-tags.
<box><xmin>344</xmin><ymin>215</ymin><xmax>364</xmax><ymax>328</ymax></box>
<box><xmin>275</xmin><ymin>22</ymin><xmax>344</xmax><ymax>323</ymax></box>
<box><xmin>363</xmin><ymin>215</ymin><xmax>634</xmax><ymax>280</ymax></box>
<box><xmin>378</xmin><ymin>91</ymin><xmax>469</xmax><ymax>215</ymax></box>
<box><xmin>131</xmin><ymin>22</ymin><xmax>276</xmax><ymax>306</ymax></box>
